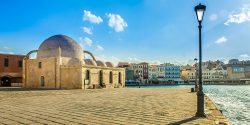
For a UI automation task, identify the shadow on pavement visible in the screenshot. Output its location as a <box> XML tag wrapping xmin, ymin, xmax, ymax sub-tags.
<box><xmin>167</xmin><ymin>116</ymin><xmax>200</xmax><ymax>125</ymax></box>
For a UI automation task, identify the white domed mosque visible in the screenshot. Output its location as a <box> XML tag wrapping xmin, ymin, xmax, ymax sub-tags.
<box><xmin>23</xmin><ymin>35</ymin><xmax>125</xmax><ymax>89</ymax></box>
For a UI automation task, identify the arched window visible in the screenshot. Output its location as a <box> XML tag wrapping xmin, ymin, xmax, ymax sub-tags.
<box><xmin>109</xmin><ymin>71</ymin><xmax>113</xmax><ymax>84</ymax></box>
<box><xmin>118</xmin><ymin>72</ymin><xmax>122</xmax><ymax>84</ymax></box>
<box><xmin>99</xmin><ymin>70</ymin><xmax>103</xmax><ymax>85</ymax></box>
<box><xmin>86</xmin><ymin>70</ymin><xmax>90</xmax><ymax>80</ymax></box>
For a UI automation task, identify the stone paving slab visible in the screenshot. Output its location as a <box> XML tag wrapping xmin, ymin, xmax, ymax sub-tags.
<box><xmin>0</xmin><ymin>88</ymin><xmax>229</xmax><ymax>125</ymax></box>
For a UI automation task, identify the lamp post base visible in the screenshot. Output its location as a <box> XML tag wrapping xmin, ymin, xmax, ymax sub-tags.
<box><xmin>195</xmin><ymin>112</ymin><xmax>206</xmax><ymax>117</ymax></box>
<box><xmin>196</xmin><ymin>91</ymin><xmax>205</xmax><ymax>117</ymax></box>
<box><xmin>195</xmin><ymin>84</ymin><xmax>198</xmax><ymax>92</ymax></box>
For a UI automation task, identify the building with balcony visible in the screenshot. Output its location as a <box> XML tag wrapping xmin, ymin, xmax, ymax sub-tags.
<box><xmin>0</xmin><ymin>53</ymin><xmax>25</xmax><ymax>86</ymax></box>
<box><xmin>148</xmin><ymin>65</ymin><xmax>158</xmax><ymax>81</ymax></box>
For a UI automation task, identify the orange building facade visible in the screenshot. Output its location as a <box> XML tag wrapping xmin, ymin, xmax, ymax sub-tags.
<box><xmin>0</xmin><ymin>53</ymin><xmax>25</xmax><ymax>86</ymax></box>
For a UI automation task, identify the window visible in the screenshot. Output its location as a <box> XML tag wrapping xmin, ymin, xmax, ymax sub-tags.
<box><xmin>86</xmin><ymin>70</ymin><xmax>90</xmax><ymax>80</ymax></box>
<box><xmin>38</xmin><ymin>62</ymin><xmax>42</xmax><ymax>68</ymax></box>
<box><xmin>109</xmin><ymin>72</ymin><xmax>113</xmax><ymax>84</ymax></box>
<box><xmin>18</xmin><ymin>60</ymin><xmax>22</xmax><ymax>67</ymax></box>
<box><xmin>119</xmin><ymin>72</ymin><xmax>122</xmax><ymax>84</ymax></box>
<box><xmin>4</xmin><ymin>58</ymin><xmax>9</xmax><ymax>67</ymax></box>
<box><xmin>99</xmin><ymin>70</ymin><xmax>103</xmax><ymax>85</ymax></box>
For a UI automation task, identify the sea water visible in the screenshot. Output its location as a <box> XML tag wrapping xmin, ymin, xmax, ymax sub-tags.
<box><xmin>127</xmin><ymin>85</ymin><xmax>250</xmax><ymax>125</ymax></box>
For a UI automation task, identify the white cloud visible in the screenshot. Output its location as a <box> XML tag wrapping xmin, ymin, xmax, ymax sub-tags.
<box><xmin>96</xmin><ymin>45</ymin><xmax>104</xmax><ymax>51</ymax></box>
<box><xmin>224</xmin><ymin>6</ymin><xmax>250</xmax><ymax>25</ymax></box>
<box><xmin>107</xmin><ymin>13</ymin><xmax>128</xmax><ymax>32</ymax></box>
<box><xmin>83</xmin><ymin>10</ymin><xmax>103</xmax><ymax>24</ymax></box>
<box><xmin>82</xmin><ymin>27</ymin><xmax>92</xmax><ymax>35</ymax></box>
<box><xmin>209</xmin><ymin>14</ymin><xmax>218</xmax><ymax>21</ymax></box>
<box><xmin>83</xmin><ymin>37</ymin><xmax>93</xmax><ymax>46</ymax></box>
<box><xmin>215</xmin><ymin>37</ymin><xmax>227</xmax><ymax>44</ymax></box>
<box><xmin>240</xmin><ymin>54</ymin><xmax>249</xmax><ymax>58</ymax></box>
<box><xmin>79</xmin><ymin>37</ymin><xmax>93</xmax><ymax>47</ymax></box>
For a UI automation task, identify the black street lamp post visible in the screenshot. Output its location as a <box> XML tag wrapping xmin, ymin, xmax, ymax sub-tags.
<box><xmin>194</xmin><ymin>58</ymin><xmax>198</xmax><ymax>92</ymax></box>
<box><xmin>194</xmin><ymin>3</ymin><xmax>206</xmax><ymax>117</ymax></box>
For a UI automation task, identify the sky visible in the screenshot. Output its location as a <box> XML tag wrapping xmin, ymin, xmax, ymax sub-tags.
<box><xmin>0</xmin><ymin>0</ymin><xmax>250</xmax><ymax>65</ymax></box>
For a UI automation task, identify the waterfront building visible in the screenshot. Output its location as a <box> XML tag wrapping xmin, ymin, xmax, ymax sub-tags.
<box><xmin>23</xmin><ymin>35</ymin><xmax>125</xmax><ymax>89</ymax></box>
<box><xmin>148</xmin><ymin>65</ymin><xmax>158</xmax><ymax>82</ymax></box>
<box><xmin>131</xmin><ymin>63</ymin><xmax>142</xmax><ymax>81</ymax></box>
<box><xmin>181</xmin><ymin>68</ymin><xmax>227</xmax><ymax>83</ymax></box>
<box><xmin>181</xmin><ymin>68</ymin><xmax>196</xmax><ymax>83</ymax></box>
<box><xmin>244</xmin><ymin>66</ymin><xmax>250</xmax><ymax>78</ymax></box>
<box><xmin>117</xmin><ymin>62</ymin><xmax>129</xmax><ymax>68</ymax></box>
<box><xmin>165</xmin><ymin>63</ymin><xmax>182</xmax><ymax>83</ymax></box>
<box><xmin>202</xmin><ymin>68</ymin><xmax>227</xmax><ymax>83</ymax></box>
<box><xmin>156</xmin><ymin>64</ymin><xmax>165</xmax><ymax>82</ymax></box>
<box><xmin>0</xmin><ymin>53</ymin><xmax>25</xmax><ymax>86</ymax></box>
<box><xmin>131</xmin><ymin>62</ymin><xmax>148</xmax><ymax>84</ymax></box>
<box><xmin>140</xmin><ymin>62</ymin><xmax>149</xmax><ymax>80</ymax></box>
<box><xmin>227</xmin><ymin>59</ymin><xmax>246</xmax><ymax>79</ymax></box>
<box><xmin>118</xmin><ymin>62</ymin><xmax>134</xmax><ymax>84</ymax></box>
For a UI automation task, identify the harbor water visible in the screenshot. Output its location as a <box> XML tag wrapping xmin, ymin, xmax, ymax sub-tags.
<box><xmin>127</xmin><ymin>85</ymin><xmax>250</xmax><ymax>125</ymax></box>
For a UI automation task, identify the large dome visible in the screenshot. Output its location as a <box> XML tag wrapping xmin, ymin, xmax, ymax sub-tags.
<box><xmin>37</xmin><ymin>35</ymin><xmax>84</xmax><ymax>60</ymax></box>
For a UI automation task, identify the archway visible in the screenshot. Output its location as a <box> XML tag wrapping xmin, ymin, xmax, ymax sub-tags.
<box><xmin>1</xmin><ymin>76</ymin><xmax>11</xmax><ymax>87</ymax></box>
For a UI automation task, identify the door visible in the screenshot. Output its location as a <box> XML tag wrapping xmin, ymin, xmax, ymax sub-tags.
<box><xmin>1</xmin><ymin>77</ymin><xmax>11</xmax><ymax>87</ymax></box>
<box><xmin>40</xmin><ymin>76</ymin><xmax>45</xmax><ymax>87</ymax></box>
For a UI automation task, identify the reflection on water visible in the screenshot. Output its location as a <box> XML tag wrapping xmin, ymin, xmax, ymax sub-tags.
<box><xmin>127</xmin><ymin>85</ymin><xmax>250</xmax><ymax>125</ymax></box>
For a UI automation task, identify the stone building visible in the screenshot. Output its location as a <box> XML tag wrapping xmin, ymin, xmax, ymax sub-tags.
<box><xmin>131</xmin><ymin>62</ymin><xmax>148</xmax><ymax>84</ymax></box>
<box><xmin>23</xmin><ymin>35</ymin><xmax>125</xmax><ymax>89</ymax></box>
<box><xmin>148</xmin><ymin>65</ymin><xmax>157</xmax><ymax>81</ymax></box>
<box><xmin>0</xmin><ymin>53</ymin><xmax>25</xmax><ymax>86</ymax></box>
<box><xmin>117</xmin><ymin>62</ymin><xmax>134</xmax><ymax>81</ymax></box>
<box><xmin>227</xmin><ymin>59</ymin><xmax>246</xmax><ymax>79</ymax></box>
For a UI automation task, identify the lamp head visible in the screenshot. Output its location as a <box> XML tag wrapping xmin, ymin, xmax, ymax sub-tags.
<box><xmin>194</xmin><ymin>58</ymin><xmax>198</xmax><ymax>63</ymax></box>
<box><xmin>195</xmin><ymin>3</ymin><xmax>206</xmax><ymax>22</ymax></box>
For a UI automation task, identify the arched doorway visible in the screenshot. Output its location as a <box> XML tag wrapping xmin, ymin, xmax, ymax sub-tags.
<box><xmin>85</xmin><ymin>70</ymin><xmax>90</xmax><ymax>84</ymax></box>
<box><xmin>1</xmin><ymin>76</ymin><xmax>11</xmax><ymax>87</ymax></box>
<box><xmin>99</xmin><ymin>70</ymin><xmax>103</xmax><ymax>87</ymax></box>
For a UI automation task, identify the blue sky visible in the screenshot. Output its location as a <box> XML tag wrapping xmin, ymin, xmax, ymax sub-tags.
<box><xmin>0</xmin><ymin>0</ymin><xmax>250</xmax><ymax>65</ymax></box>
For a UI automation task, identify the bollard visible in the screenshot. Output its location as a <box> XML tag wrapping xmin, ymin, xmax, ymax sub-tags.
<box><xmin>191</xmin><ymin>88</ymin><xmax>195</xmax><ymax>92</ymax></box>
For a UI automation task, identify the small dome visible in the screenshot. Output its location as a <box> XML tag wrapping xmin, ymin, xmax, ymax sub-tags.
<box><xmin>96</xmin><ymin>60</ymin><xmax>106</xmax><ymax>67</ymax></box>
<box><xmin>105</xmin><ymin>62</ymin><xmax>114</xmax><ymax>67</ymax></box>
<box><xmin>84</xmin><ymin>59</ymin><xmax>97</xmax><ymax>66</ymax></box>
<box><xmin>37</xmin><ymin>35</ymin><xmax>84</xmax><ymax>60</ymax></box>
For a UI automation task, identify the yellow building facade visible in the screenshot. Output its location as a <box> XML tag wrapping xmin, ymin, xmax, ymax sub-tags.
<box><xmin>23</xmin><ymin>35</ymin><xmax>125</xmax><ymax>89</ymax></box>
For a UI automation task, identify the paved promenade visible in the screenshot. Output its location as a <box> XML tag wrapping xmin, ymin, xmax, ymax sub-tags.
<box><xmin>0</xmin><ymin>88</ymin><xmax>230</xmax><ymax>125</ymax></box>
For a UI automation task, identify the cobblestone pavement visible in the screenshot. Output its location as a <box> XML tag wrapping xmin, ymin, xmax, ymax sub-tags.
<box><xmin>0</xmin><ymin>88</ymin><xmax>224</xmax><ymax>125</ymax></box>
